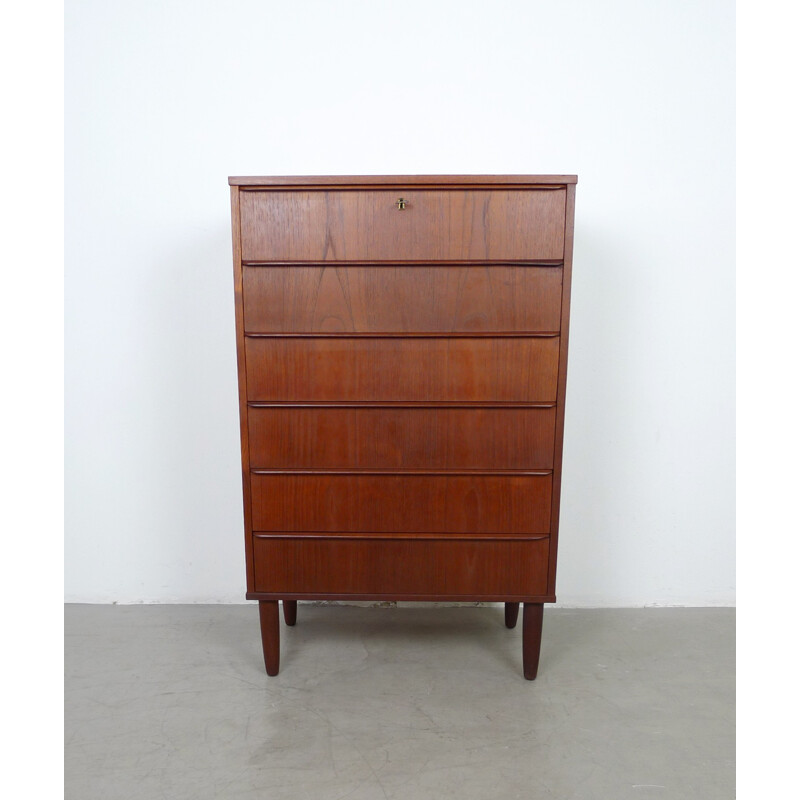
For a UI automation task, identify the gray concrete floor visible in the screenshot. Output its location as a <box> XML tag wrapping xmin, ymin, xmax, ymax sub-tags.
<box><xmin>65</xmin><ymin>605</ymin><xmax>734</xmax><ymax>800</ymax></box>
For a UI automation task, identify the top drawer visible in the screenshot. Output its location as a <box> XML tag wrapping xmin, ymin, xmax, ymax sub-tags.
<box><xmin>239</xmin><ymin>189</ymin><xmax>566</xmax><ymax>262</ymax></box>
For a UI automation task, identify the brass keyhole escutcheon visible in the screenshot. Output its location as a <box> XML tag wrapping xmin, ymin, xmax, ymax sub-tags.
<box><xmin>396</xmin><ymin>197</ymin><xmax>406</xmax><ymax>210</ymax></box>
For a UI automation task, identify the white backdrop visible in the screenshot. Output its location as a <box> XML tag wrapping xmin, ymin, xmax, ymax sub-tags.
<box><xmin>65</xmin><ymin>0</ymin><xmax>734</xmax><ymax>605</ymax></box>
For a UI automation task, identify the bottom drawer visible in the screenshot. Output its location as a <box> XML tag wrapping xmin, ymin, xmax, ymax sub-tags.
<box><xmin>252</xmin><ymin>536</ymin><xmax>550</xmax><ymax>597</ymax></box>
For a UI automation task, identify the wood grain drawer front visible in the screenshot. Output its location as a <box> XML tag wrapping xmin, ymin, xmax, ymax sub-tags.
<box><xmin>248</xmin><ymin>406</ymin><xmax>557</xmax><ymax>470</ymax></box>
<box><xmin>244</xmin><ymin>337</ymin><xmax>560</xmax><ymax>402</ymax></box>
<box><xmin>252</xmin><ymin>536</ymin><xmax>550</xmax><ymax>597</ymax></box>
<box><xmin>251</xmin><ymin>473</ymin><xmax>552</xmax><ymax>534</ymax></box>
<box><xmin>240</xmin><ymin>190</ymin><xmax>566</xmax><ymax>261</ymax></box>
<box><xmin>242</xmin><ymin>265</ymin><xmax>563</xmax><ymax>333</ymax></box>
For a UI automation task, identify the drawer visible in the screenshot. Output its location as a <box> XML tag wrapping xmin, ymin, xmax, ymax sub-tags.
<box><xmin>242</xmin><ymin>265</ymin><xmax>563</xmax><ymax>333</ymax></box>
<box><xmin>248</xmin><ymin>406</ymin><xmax>557</xmax><ymax>470</ymax></box>
<box><xmin>252</xmin><ymin>536</ymin><xmax>551</xmax><ymax>597</ymax></box>
<box><xmin>244</xmin><ymin>336</ymin><xmax>560</xmax><ymax>402</ymax></box>
<box><xmin>239</xmin><ymin>189</ymin><xmax>566</xmax><ymax>261</ymax></box>
<box><xmin>251</xmin><ymin>472</ymin><xmax>552</xmax><ymax>534</ymax></box>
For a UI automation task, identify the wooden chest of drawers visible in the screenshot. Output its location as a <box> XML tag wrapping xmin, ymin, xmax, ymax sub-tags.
<box><xmin>229</xmin><ymin>175</ymin><xmax>577</xmax><ymax>679</ymax></box>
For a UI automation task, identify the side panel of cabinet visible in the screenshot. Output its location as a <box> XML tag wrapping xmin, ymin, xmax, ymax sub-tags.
<box><xmin>547</xmin><ymin>182</ymin><xmax>576</xmax><ymax>596</ymax></box>
<box><xmin>230</xmin><ymin>187</ymin><xmax>256</xmax><ymax>592</ymax></box>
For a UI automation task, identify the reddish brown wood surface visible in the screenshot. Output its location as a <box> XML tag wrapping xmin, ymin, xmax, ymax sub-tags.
<box><xmin>240</xmin><ymin>189</ymin><xmax>566</xmax><ymax>261</ymax></box>
<box><xmin>522</xmin><ymin>603</ymin><xmax>544</xmax><ymax>680</ymax></box>
<box><xmin>230</xmin><ymin>174</ymin><xmax>578</xmax><ymax>186</ymax></box>
<box><xmin>251</xmin><ymin>472</ymin><xmax>552</xmax><ymax>534</ymax></box>
<box><xmin>247</xmin><ymin>590</ymin><xmax>557</xmax><ymax>602</ymax></box>
<box><xmin>244</xmin><ymin>336</ymin><xmax>560</xmax><ymax>403</ymax></box>
<box><xmin>258</xmin><ymin>601</ymin><xmax>280</xmax><ymax>676</ymax></box>
<box><xmin>231</xmin><ymin>175</ymin><xmax>576</xmax><ymax>677</ymax></box>
<box><xmin>243</xmin><ymin>265</ymin><xmax>563</xmax><ymax>333</ymax></box>
<box><xmin>547</xmin><ymin>182</ymin><xmax>577</xmax><ymax>596</ymax></box>
<box><xmin>252</xmin><ymin>537</ymin><xmax>550</xmax><ymax>596</ymax></box>
<box><xmin>248</xmin><ymin>406</ymin><xmax>556</xmax><ymax>470</ymax></box>
<box><xmin>230</xmin><ymin>187</ymin><xmax>256</xmax><ymax>592</ymax></box>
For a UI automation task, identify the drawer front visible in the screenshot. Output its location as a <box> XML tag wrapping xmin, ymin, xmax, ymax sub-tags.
<box><xmin>244</xmin><ymin>336</ymin><xmax>560</xmax><ymax>402</ymax></box>
<box><xmin>251</xmin><ymin>473</ymin><xmax>552</xmax><ymax>534</ymax></box>
<box><xmin>252</xmin><ymin>536</ymin><xmax>551</xmax><ymax>596</ymax></box>
<box><xmin>248</xmin><ymin>406</ymin><xmax>557</xmax><ymax>470</ymax></box>
<box><xmin>243</xmin><ymin>265</ymin><xmax>563</xmax><ymax>333</ymax></box>
<box><xmin>240</xmin><ymin>189</ymin><xmax>566</xmax><ymax>261</ymax></box>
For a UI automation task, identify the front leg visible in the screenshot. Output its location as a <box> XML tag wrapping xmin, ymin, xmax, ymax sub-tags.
<box><xmin>258</xmin><ymin>601</ymin><xmax>280</xmax><ymax>676</ymax></box>
<box><xmin>522</xmin><ymin>603</ymin><xmax>544</xmax><ymax>680</ymax></box>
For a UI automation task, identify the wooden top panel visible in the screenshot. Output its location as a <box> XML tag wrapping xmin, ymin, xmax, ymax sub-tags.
<box><xmin>229</xmin><ymin>174</ymin><xmax>578</xmax><ymax>187</ymax></box>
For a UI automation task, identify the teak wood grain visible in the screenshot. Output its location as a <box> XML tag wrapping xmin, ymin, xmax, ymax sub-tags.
<box><xmin>229</xmin><ymin>174</ymin><xmax>576</xmax><ymax>679</ymax></box>
<box><xmin>250</xmin><ymin>472</ymin><xmax>553</xmax><ymax>534</ymax></box>
<box><xmin>247</xmin><ymin>406</ymin><xmax>557</xmax><ymax>470</ymax></box>
<box><xmin>547</xmin><ymin>183</ymin><xmax>577</xmax><ymax>596</ymax></box>
<box><xmin>229</xmin><ymin>187</ymin><xmax>256</xmax><ymax>593</ymax></box>
<box><xmin>229</xmin><ymin>174</ymin><xmax>578</xmax><ymax>186</ymax></box>
<box><xmin>252</xmin><ymin>537</ymin><xmax>551</xmax><ymax>596</ymax></box>
<box><xmin>244</xmin><ymin>336</ymin><xmax>560</xmax><ymax>403</ymax></box>
<box><xmin>240</xmin><ymin>189</ymin><xmax>566</xmax><ymax>261</ymax></box>
<box><xmin>242</xmin><ymin>264</ymin><xmax>563</xmax><ymax>333</ymax></box>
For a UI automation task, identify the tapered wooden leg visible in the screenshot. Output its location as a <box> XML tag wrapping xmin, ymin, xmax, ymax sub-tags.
<box><xmin>283</xmin><ymin>600</ymin><xmax>297</xmax><ymax>626</ymax></box>
<box><xmin>504</xmin><ymin>602</ymin><xmax>520</xmax><ymax>628</ymax></box>
<box><xmin>522</xmin><ymin>603</ymin><xmax>544</xmax><ymax>680</ymax></box>
<box><xmin>258</xmin><ymin>601</ymin><xmax>280</xmax><ymax>676</ymax></box>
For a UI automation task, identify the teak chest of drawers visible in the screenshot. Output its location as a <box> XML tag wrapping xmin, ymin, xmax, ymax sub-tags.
<box><xmin>229</xmin><ymin>174</ymin><xmax>577</xmax><ymax>679</ymax></box>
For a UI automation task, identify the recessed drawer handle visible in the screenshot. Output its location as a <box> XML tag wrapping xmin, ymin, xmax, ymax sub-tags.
<box><xmin>396</xmin><ymin>197</ymin><xmax>406</xmax><ymax>210</ymax></box>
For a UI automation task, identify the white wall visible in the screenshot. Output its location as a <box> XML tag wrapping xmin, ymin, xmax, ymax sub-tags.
<box><xmin>65</xmin><ymin>0</ymin><xmax>734</xmax><ymax>605</ymax></box>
